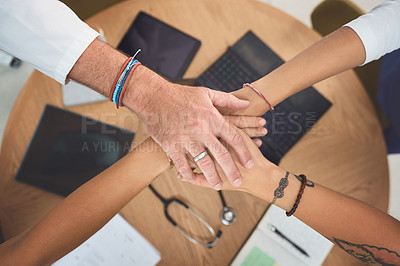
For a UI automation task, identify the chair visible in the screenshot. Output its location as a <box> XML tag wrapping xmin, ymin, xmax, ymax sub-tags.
<box><xmin>60</xmin><ymin>0</ymin><xmax>126</xmax><ymax>20</ymax></box>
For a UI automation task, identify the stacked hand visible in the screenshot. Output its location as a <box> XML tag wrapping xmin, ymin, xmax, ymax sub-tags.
<box><xmin>180</xmin><ymin>128</ymin><xmax>282</xmax><ymax>201</ymax></box>
<box><xmin>124</xmin><ymin>67</ymin><xmax>267</xmax><ymax>190</ymax></box>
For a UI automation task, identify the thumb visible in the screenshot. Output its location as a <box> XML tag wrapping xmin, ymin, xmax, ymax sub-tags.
<box><xmin>208</xmin><ymin>89</ymin><xmax>249</xmax><ymax>110</ymax></box>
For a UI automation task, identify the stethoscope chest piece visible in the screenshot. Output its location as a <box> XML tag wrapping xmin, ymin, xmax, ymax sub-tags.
<box><xmin>220</xmin><ymin>206</ymin><xmax>237</xmax><ymax>225</ymax></box>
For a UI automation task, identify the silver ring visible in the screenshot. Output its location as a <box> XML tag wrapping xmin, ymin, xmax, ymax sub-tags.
<box><xmin>193</xmin><ymin>151</ymin><xmax>208</xmax><ymax>163</ymax></box>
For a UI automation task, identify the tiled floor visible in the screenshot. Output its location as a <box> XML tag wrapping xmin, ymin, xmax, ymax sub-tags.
<box><xmin>0</xmin><ymin>0</ymin><xmax>398</xmax><ymax>220</ymax></box>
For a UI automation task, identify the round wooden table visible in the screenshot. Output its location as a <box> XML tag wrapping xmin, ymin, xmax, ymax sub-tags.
<box><xmin>0</xmin><ymin>0</ymin><xmax>389</xmax><ymax>265</ymax></box>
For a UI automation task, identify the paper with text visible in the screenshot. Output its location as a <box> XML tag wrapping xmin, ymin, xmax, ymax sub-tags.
<box><xmin>232</xmin><ymin>205</ymin><xmax>333</xmax><ymax>266</ymax></box>
<box><xmin>53</xmin><ymin>214</ymin><xmax>160</xmax><ymax>266</ymax></box>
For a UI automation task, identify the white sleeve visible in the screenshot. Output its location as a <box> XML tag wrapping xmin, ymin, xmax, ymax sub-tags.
<box><xmin>0</xmin><ymin>0</ymin><xmax>99</xmax><ymax>84</ymax></box>
<box><xmin>344</xmin><ymin>0</ymin><xmax>400</xmax><ymax>65</ymax></box>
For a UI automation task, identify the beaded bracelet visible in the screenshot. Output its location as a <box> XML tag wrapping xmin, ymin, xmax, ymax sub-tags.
<box><xmin>118</xmin><ymin>61</ymin><xmax>141</xmax><ymax>107</ymax></box>
<box><xmin>286</xmin><ymin>174</ymin><xmax>307</xmax><ymax>217</ymax></box>
<box><xmin>110</xmin><ymin>57</ymin><xmax>130</xmax><ymax>102</ymax></box>
<box><xmin>112</xmin><ymin>59</ymin><xmax>139</xmax><ymax>108</ymax></box>
<box><xmin>110</xmin><ymin>49</ymin><xmax>141</xmax><ymax>108</ymax></box>
<box><xmin>243</xmin><ymin>83</ymin><xmax>274</xmax><ymax>111</ymax></box>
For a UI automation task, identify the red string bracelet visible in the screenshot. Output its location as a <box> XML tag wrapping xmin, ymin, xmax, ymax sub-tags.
<box><xmin>110</xmin><ymin>57</ymin><xmax>131</xmax><ymax>102</ymax></box>
<box><xmin>118</xmin><ymin>62</ymin><xmax>142</xmax><ymax>107</ymax></box>
<box><xmin>243</xmin><ymin>83</ymin><xmax>274</xmax><ymax>111</ymax></box>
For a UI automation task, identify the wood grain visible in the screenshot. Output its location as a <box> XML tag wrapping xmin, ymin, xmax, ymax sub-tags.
<box><xmin>0</xmin><ymin>0</ymin><xmax>388</xmax><ymax>265</ymax></box>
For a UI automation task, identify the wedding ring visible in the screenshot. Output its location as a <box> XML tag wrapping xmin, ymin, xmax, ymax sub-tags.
<box><xmin>193</xmin><ymin>151</ymin><xmax>208</xmax><ymax>163</ymax></box>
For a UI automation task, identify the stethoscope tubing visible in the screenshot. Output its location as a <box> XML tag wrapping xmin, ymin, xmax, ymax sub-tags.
<box><xmin>148</xmin><ymin>184</ymin><xmax>222</xmax><ymax>248</ymax></box>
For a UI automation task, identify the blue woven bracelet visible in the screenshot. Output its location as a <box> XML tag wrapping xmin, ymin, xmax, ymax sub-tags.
<box><xmin>112</xmin><ymin>59</ymin><xmax>139</xmax><ymax>106</ymax></box>
<box><xmin>111</xmin><ymin>49</ymin><xmax>141</xmax><ymax>107</ymax></box>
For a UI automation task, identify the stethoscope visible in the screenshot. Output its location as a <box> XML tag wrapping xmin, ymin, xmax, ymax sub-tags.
<box><xmin>148</xmin><ymin>184</ymin><xmax>222</xmax><ymax>248</ymax></box>
<box><xmin>218</xmin><ymin>190</ymin><xmax>237</xmax><ymax>225</ymax></box>
<box><xmin>148</xmin><ymin>185</ymin><xmax>237</xmax><ymax>248</ymax></box>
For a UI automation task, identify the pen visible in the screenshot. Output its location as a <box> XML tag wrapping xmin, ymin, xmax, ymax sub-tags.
<box><xmin>268</xmin><ymin>224</ymin><xmax>309</xmax><ymax>257</ymax></box>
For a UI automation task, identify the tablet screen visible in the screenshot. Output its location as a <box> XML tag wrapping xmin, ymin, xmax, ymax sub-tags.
<box><xmin>15</xmin><ymin>105</ymin><xmax>135</xmax><ymax>197</ymax></box>
<box><xmin>118</xmin><ymin>12</ymin><xmax>201</xmax><ymax>81</ymax></box>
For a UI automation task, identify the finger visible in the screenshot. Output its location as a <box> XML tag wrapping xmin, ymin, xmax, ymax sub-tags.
<box><xmin>241</xmin><ymin>127</ymin><xmax>268</xmax><ymax>138</ymax></box>
<box><xmin>218</xmin><ymin>122</ymin><xmax>254</xmax><ymax>170</ymax></box>
<box><xmin>187</xmin><ymin>144</ymin><xmax>222</xmax><ymax>190</ymax></box>
<box><xmin>220</xmin><ymin>129</ymin><xmax>265</xmax><ymax>155</ymax></box>
<box><xmin>188</xmin><ymin>160</ymin><xmax>197</xmax><ymax>169</ymax></box>
<box><xmin>253</xmin><ymin>138</ymin><xmax>262</xmax><ymax>147</ymax></box>
<box><xmin>208</xmin><ymin>89</ymin><xmax>249</xmax><ymax>110</ymax></box>
<box><xmin>205</xmin><ymin>137</ymin><xmax>243</xmax><ymax>187</ymax></box>
<box><xmin>169</xmin><ymin>152</ymin><xmax>194</xmax><ymax>181</ymax></box>
<box><xmin>225</xmin><ymin>115</ymin><xmax>266</xmax><ymax>128</ymax></box>
<box><xmin>179</xmin><ymin>172</ymin><xmax>210</xmax><ymax>187</ymax></box>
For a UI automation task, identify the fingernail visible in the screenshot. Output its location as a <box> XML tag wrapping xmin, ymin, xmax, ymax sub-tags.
<box><xmin>259</xmin><ymin>118</ymin><xmax>266</xmax><ymax>126</ymax></box>
<box><xmin>213</xmin><ymin>183</ymin><xmax>223</xmax><ymax>190</ymax></box>
<box><xmin>246</xmin><ymin>159</ymin><xmax>254</xmax><ymax>169</ymax></box>
<box><xmin>233</xmin><ymin>178</ymin><xmax>242</xmax><ymax>187</ymax></box>
<box><xmin>256</xmin><ymin>139</ymin><xmax>262</xmax><ymax>146</ymax></box>
<box><xmin>262</xmin><ymin>128</ymin><xmax>268</xmax><ymax>135</ymax></box>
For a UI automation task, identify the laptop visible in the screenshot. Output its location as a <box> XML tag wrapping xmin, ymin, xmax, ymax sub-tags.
<box><xmin>195</xmin><ymin>31</ymin><xmax>331</xmax><ymax>164</ymax></box>
<box><xmin>14</xmin><ymin>105</ymin><xmax>135</xmax><ymax>197</ymax></box>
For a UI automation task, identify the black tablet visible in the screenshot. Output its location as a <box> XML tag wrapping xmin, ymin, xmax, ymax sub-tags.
<box><xmin>15</xmin><ymin>105</ymin><xmax>135</xmax><ymax>197</ymax></box>
<box><xmin>118</xmin><ymin>12</ymin><xmax>201</xmax><ymax>81</ymax></box>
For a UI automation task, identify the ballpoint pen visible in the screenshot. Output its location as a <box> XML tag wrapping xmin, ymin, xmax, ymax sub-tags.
<box><xmin>268</xmin><ymin>224</ymin><xmax>309</xmax><ymax>257</ymax></box>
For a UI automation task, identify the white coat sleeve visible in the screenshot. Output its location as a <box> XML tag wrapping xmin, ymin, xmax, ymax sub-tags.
<box><xmin>0</xmin><ymin>0</ymin><xmax>99</xmax><ymax>84</ymax></box>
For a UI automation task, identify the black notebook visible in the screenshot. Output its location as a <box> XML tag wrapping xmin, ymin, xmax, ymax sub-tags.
<box><xmin>196</xmin><ymin>31</ymin><xmax>331</xmax><ymax>164</ymax></box>
<box><xmin>118</xmin><ymin>12</ymin><xmax>201</xmax><ymax>81</ymax></box>
<box><xmin>15</xmin><ymin>105</ymin><xmax>135</xmax><ymax>196</ymax></box>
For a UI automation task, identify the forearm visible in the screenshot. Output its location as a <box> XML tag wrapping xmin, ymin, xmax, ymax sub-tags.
<box><xmin>256</xmin><ymin>169</ymin><xmax>400</xmax><ymax>264</ymax></box>
<box><xmin>230</xmin><ymin>27</ymin><xmax>366</xmax><ymax>116</ymax></box>
<box><xmin>68</xmin><ymin>38</ymin><xmax>167</xmax><ymax>116</ymax></box>
<box><xmin>2</xmin><ymin>138</ymin><xmax>169</xmax><ymax>265</ymax></box>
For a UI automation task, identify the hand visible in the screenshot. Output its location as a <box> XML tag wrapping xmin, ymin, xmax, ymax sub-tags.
<box><xmin>123</xmin><ymin>67</ymin><xmax>263</xmax><ymax>190</ymax></box>
<box><xmin>223</xmin><ymin>115</ymin><xmax>267</xmax><ymax>148</ymax></box>
<box><xmin>181</xmin><ymin>128</ymin><xmax>284</xmax><ymax>200</ymax></box>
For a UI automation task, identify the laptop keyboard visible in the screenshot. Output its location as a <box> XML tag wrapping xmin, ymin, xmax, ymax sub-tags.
<box><xmin>195</xmin><ymin>43</ymin><xmax>330</xmax><ymax>164</ymax></box>
<box><xmin>262</xmin><ymin>105</ymin><xmax>307</xmax><ymax>158</ymax></box>
<box><xmin>195</xmin><ymin>48</ymin><xmax>259</xmax><ymax>91</ymax></box>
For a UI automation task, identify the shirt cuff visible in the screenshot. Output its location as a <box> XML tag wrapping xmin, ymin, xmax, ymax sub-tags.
<box><xmin>54</xmin><ymin>24</ymin><xmax>99</xmax><ymax>84</ymax></box>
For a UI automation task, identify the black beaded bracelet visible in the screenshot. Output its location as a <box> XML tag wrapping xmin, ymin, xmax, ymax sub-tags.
<box><xmin>286</xmin><ymin>174</ymin><xmax>307</xmax><ymax>217</ymax></box>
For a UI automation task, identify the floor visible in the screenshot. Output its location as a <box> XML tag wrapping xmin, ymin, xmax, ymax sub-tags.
<box><xmin>1</xmin><ymin>0</ymin><xmax>399</xmax><ymax>220</ymax></box>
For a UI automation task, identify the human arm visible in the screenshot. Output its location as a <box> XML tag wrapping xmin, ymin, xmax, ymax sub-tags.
<box><xmin>0</xmin><ymin>114</ymin><xmax>264</xmax><ymax>266</ymax></box>
<box><xmin>0</xmin><ymin>0</ymin><xmax>260</xmax><ymax>189</ymax></box>
<box><xmin>0</xmin><ymin>137</ymin><xmax>169</xmax><ymax>265</ymax></box>
<box><xmin>187</xmin><ymin>131</ymin><xmax>400</xmax><ymax>265</ymax></box>
<box><xmin>227</xmin><ymin>0</ymin><xmax>400</xmax><ymax>116</ymax></box>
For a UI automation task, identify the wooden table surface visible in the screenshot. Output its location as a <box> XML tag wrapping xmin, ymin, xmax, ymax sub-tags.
<box><xmin>0</xmin><ymin>0</ymin><xmax>389</xmax><ymax>265</ymax></box>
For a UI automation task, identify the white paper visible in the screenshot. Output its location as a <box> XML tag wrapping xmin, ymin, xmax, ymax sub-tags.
<box><xmin>62</xmin><ymin>80</ymin><xmax>106</xmax><ymax>106</ymax></box>
<box><xmin>53</xmin><ymin>214</ymin><xmax>161</xmax><ymax>266</ymax></box>
<box><xmin>232</xmin><ymin>205</ymin><xmax>333</xmax><ymax>266</ymax></box>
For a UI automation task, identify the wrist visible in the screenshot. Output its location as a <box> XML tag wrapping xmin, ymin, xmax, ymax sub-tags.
<box><xmin>230</xmin><ymin>87</ymin><xmax>268</xmax><ymax>116</ymax></box>
<box><xmin>132</xmin><ymin>138</ymin><xmax>170</xmax><ymax>178</ymax></box>
<box><xmin>267</xmin><ymin>170</ymin><xmax>303</xmax><ymax>212</ymax></box>
<box><xmin>122</xmin><ymin>65</ymin><xmax>168</xmax><ymax>116</ymax></box>
<box><xmin>241</xmin><ymin>160</ymin><xmax>284</xmax><ymax>202</ymax></box>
